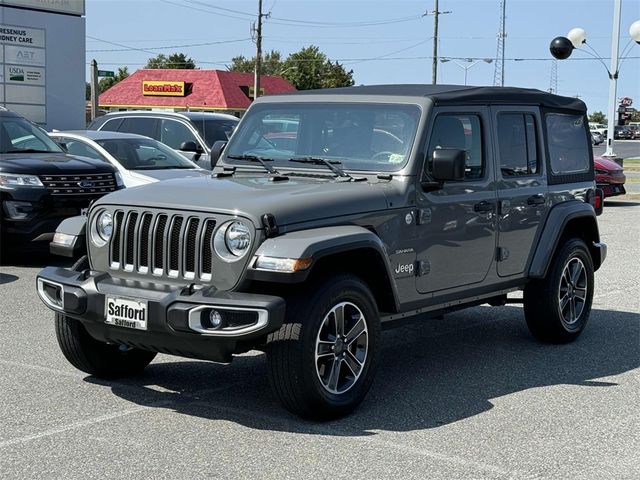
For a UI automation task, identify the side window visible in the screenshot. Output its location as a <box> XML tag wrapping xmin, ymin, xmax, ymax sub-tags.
<box><xmin>119</xmin><ymin>118</ymin><xmax>157</xmax><ymax>139</ymax></box>
<box><xmin>426</xmin><ymin>114</ymin><xmax>484</xmax><ymax>180</ymax></box>
<box><xmin>545</xmin><ymin>113</ymin><xmax>589</xmax><ymax>174</ymax></box>
<box><xmin>160</xmin><ymin>119</ymin><xmax>199</xmax><ymax>149</ymax></box>
<box><xmin>63</xmin><ymin>139</ymin><xmax>105</xmax><ymax>161</ymax></box>
<box><xmin>497</xmin><ymin>113</ymin><xmax>538</xmax><ymax>176</ymax></box>
<box><xmin>100</xmin><ymin>118</ymin><xmax>123</xmax><ymax>132</ymax></box>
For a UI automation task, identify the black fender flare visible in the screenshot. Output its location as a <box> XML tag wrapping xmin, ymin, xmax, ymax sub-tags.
<box><xmin>246</xmin><ymin>225</ymin><xmax>399</xmax><ymax>310</ymax></box>
<box><xmin>528</xmin><ymin>201</ymin><xmax>602</xmax><ymax>278</ymax></box>
<box><xmin>50</xmin><ymin>215</ymin><xmax>87</xmax><ymax>258</ymax></box>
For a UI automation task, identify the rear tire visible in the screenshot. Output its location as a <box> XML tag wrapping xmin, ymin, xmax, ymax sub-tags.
<box><xmin>54</xmin><ymin>255</ymin><xmax>157</xmax><ymax>378</ymax></box>
<box><xmin>266</xmin><ymin>274</ymin><xmax>381</xmax><ymax>420</ymax></box>
<box><xmin>524</xmin><ymin>238</ymin><xmax>594</xmax><ymax>343</ymax></box>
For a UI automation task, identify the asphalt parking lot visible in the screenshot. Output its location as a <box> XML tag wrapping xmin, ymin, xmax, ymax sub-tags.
<box><xmin>1</xmin><ymin>200</ymin><xmax>638</xmax><ymax>480</ymax></box>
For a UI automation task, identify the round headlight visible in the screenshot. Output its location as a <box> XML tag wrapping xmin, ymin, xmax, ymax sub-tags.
<box><xmin>96</xmin><ymin>211</ymin><xmax>113</xmax><ymax>242</ymax></box>
<box><xmin>213</xmin><ymin>220</ymin><xmax>251</xmax><ymax>261</ymax></box>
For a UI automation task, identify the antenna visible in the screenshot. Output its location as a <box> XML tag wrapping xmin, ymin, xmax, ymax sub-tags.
<box><xmin>548</xmin><ymin>59</ymin><xmax>558</xmax><ymax>94</ymax></box>
<box><xmin>493</xmin><ymin>0</ymin><xmax>506</xmax><ymax>86</ymax></box>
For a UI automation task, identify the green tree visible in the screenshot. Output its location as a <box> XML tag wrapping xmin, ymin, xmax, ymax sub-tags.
<box><xmin>145</xmin><ymin>53</ymin><xmax>196</xmax><ymax>69</ymax></box>
<box><xmin>228</xmin><ymin>46</ymin><xmax>354</xmax><ymax>90</ymax></box>
<box><xmin>98</xmin><ymin>66</ymin><xmax>130</xmax><ymax>93</ymax></box>
<box><xmin>228</xmin><ymin>50</ymin><xmax>284</xmax><ymax>75</ymax></box>
<box><xmin>589</xmin><ymin>111</ymin><xmax>607</xmax><ymax>124</ymax></box>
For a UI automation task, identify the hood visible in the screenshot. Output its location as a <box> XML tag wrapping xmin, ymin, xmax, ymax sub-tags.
<box><xmin>0</xmin><ymin>153</ymin><xmax>116</xmax><ymax>175</ymax></box>
<box><xmin>95</xmin><ymin>174</ymin><xmax>390</xmax><ymax>227</ymax></box>
<box><xmin>135</xmin><ymin>168</ymin><xmax>210</xmax><ymax>182</ymax></box>
<box><xmin>594</xmin><ymin>157</ymin><xmax>622</xmax><ymax>171</ymax></box>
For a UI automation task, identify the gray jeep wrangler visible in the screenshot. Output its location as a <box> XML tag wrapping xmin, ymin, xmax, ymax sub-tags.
<box><xmin>37</xmin><ymin>85</ymin><xmax>606</xmax><ymax>420</ymax></box>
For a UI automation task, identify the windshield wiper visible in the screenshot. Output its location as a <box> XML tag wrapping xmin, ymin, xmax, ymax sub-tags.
<box><xmin>289</xmin><ymin>157</ymin><xmax>366</xmax><ymax>181</ymax></box>
<box><xmin>225</xmin><ymin>154</ymin><xmax>289</xmax><ymax>181</ymax></box>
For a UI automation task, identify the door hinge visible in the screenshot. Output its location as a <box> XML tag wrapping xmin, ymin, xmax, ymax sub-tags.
<box><xmin>418</xmin><ymin>260</ymin><xmax>431</xmax><ymax>276</ymax></box>
<box><xmin>417</xmin><ymin>208</ymin><xmax>432</xmax><ymax>225</ymax></box>
<box><xmin>496</xmin><ymin>247</ymin><xmax>509</xmax><ymax>262</ymax></box>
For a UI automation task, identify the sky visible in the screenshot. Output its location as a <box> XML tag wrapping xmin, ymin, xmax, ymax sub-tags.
<box><xmin>85</xmin><ymin>0</ymin><xmax>640</xmax><ymax>115</ymax></box>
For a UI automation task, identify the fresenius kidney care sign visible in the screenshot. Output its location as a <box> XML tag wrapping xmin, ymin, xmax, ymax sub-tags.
<box><xmin>0</xmin><ymin>1</ymin><xmax>85</xmax><ymax>129</ymax></box>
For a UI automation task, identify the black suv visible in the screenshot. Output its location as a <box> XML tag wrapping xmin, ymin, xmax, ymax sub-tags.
<box><xmin>88</xmin><ymin>111</ymin><xmax>238</xmax><ymax>169</ymax></box>
<box><xmin>0</xmin><ymin>108</ymin><xmax>122</xmax><ymax>253</ymax></box>
<box><xmin>37</xmin><ymin>85</ymin><xmax>606</xmax><ymax>419</ymax></box>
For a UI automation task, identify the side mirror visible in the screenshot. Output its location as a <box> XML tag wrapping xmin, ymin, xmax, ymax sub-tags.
<box><xmin>179</xmin><ymin>141</ymin><xmax>199</xmax><ymax>153</ymax></box>
<box><xmin>431</xmin><ymin>148</ymin><xmax>466</xmax><ymax>181</ymax></box>
<box><xmin>210</xmin><ymin>140</ymin><xmax>227</xmax><ymax>169</ymax></box>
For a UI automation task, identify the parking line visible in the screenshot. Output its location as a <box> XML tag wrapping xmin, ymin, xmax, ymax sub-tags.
<box><xmin>0</xmin><ymin>401</ymin><xmax>171</xmax><ymax>449</ymax></box>
<box><xmin>0</xmin><ymin>359</ymin><xmax>83</xmax><ymax>378</ymax></box>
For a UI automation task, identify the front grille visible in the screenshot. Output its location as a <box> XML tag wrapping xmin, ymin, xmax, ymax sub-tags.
<box><xmin>40</xmin><ymin>173</ymin><xmax>117</xmax><ymax>196</ymax></box>
<box><xmin>109</xmin><ymin>210</ymin><xmax>216</xmax><ymax>280</ymax></box>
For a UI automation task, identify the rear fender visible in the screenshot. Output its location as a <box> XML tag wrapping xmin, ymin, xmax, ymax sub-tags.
<box><xmin>528</xmin><ymin>201</ymin><xmax>603</xmax><ymax>278</ymax></box>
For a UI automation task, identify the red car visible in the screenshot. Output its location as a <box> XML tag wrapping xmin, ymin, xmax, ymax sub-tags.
<box><xmin>594</xmin><ymin>156</ymin><xmax>626</xmax><ymax>198</ymax></box>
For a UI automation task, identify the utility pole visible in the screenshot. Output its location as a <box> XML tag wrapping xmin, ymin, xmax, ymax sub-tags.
<box><xmin>252</xmin><ymin>0</ymin><xmax>268</xmax><ymax>100</ymax></box>
<box><xmin>424</xmin><ymin>1</ymin><xmax>451</xmax><ymax>85</ymax></box>
<box><xmin>90</xmin><ymin>59</ymin><xmax>98</xmax><ymax>121</ymax></box>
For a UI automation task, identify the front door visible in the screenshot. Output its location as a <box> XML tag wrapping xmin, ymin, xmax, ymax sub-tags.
<box><xmin>491</xmin><ymin>107</ymin><xmax>549</xmax><ymax>277</ymax></box>
<box><xmin>416</xmin><ymin>107</ymin><xmax>497</xmax><ymax>294</ymax></box>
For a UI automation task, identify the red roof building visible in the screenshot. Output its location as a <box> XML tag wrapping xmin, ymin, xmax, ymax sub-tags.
<box><xmin>99</xmin><ymin>69</ymin><xmax>296</xmax><ymax>116</ymax></box>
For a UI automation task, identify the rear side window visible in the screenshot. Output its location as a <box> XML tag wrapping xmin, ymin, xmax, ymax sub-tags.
<box><xmin>160</xmin><ymin>119</ymin><xmax>199</xmax><ymax>149</ymax></box>
<box><xmin>497</xmin><ymin>113</ymin><xmax>538</xmax><ymax>176</ymax></box>
<box><xmin>545</xmin><ymin>113</ymin><xmax>589</xmax><ymax>174</ymax></box>
<box><xmin>426</xmin><ymin>114</ymin><xmax>484</xmax><ymax>180</ymax></box>
<box><xmin>119</xmin><ymin>118</ymin><xmax>157</xmax><ymax>139</ymax></box>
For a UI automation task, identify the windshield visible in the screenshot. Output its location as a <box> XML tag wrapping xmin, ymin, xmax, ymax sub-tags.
<box><xmin>192</xmin><ymin>119</ymin><xmax>238</xmax><ymax>147</ymax></box>
<box><xmin>0</xmin><ymin>116</ymin><xmax>63</xmax><ymax>154</ymax></box>
<box><xmin>224</xmin><ymin>103</ymin><xmax>421</xmax><ymax>172</ymax></box>
<box><xmin>96</xmin><ymin>137</ymin><xmax>198</xmax><ymax>170</ymax></box>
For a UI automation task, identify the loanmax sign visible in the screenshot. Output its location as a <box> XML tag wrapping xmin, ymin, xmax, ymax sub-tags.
<box><xmin>142</xmin><ymin>80</ymin><xmax>185</xmax><ymax>97</ymax></box>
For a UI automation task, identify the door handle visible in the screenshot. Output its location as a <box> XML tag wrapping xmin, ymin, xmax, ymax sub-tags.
<box><xmin>474</xmin><ymin>201</ymin><xmax>495</xmax><ymax>213</ymax></box>
<box><xmin>527</xmin><ymin>194</ymin><xmax>546</xmax><ymax>206</ymax></box>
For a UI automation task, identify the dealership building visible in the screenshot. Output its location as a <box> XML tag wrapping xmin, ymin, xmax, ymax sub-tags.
<box><xmin>98</xmin><ymin>69</ymin><xmax>296</xmax><ymax>117</ymax></box>
<box><xmin>0</xmin><ymin>0</ymin><xmax>85</xmax><ymax>129</ymax></box>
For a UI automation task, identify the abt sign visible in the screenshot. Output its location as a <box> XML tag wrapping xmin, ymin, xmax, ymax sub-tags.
<box><xmin>142</xmin><ymin>81</ymin><xmax>185</xmax><ymax>96</ymax></box>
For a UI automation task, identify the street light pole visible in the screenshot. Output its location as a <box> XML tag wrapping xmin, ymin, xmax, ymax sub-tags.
<box><xmin>549</xmin><ymin>1</ymin><xmax>640</xmax><ymax>160</ymax></box>
<box><xmin>604</xmin><ymin>0</ymin><xmax>622</xmax><ymax>158</ymax></box>
<box><xmin>441</xmin><ymin>58</ymin><xmax>493</xmax><ymax>85</ymax></box>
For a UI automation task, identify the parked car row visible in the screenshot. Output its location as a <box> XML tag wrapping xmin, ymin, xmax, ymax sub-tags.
<box><xmin>1</xmin><ymin>108</ymin><xmax>239</xmax><ymax>253</ymax></box>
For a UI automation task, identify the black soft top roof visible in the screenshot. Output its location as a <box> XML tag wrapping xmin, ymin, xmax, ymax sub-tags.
<box><xmin>285</xmin><ymin>84</ymin><xmax>586</xmax><ymax>112</ymax></box>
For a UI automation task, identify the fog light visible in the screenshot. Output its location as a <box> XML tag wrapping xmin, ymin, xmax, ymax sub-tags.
<box><xmin>3</xmin><ymin>200</ymin><xmax>35</xmax><ymax>220</ymax></box>
<box><xmin>208</xmin><ymin>310</ymin><xmax>223</xmax><ymax>329</ymax></box>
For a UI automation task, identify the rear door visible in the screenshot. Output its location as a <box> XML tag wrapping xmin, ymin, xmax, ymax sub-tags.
<box><xmin>491</xmin><ymin>106</ymin><xmax>548</xmax><ymax>277</ymax></box>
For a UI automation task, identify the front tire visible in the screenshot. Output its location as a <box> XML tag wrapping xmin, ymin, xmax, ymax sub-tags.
<box><xmin>266</xmin><ymin>274</ymin><xmax>381</xmax><ymax>420</ymax></box>
<box><xmin>524</xmin><ymin>238</ymin><xmax>594</xmax><ymax>343</ymax></box>
<box><xmin>54</xmin><ymin>255</ymin><xmax>157</xmax><ymax>378</ymax></box>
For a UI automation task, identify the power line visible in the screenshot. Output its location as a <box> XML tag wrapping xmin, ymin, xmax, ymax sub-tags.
<box><xmin>87</xmin><ymin>38</ymin><xmax>251</xmax><ymax>53</ymax></box>
<box><xmin>87</xmin><ymin>56</ymin><xmax>639</xmax><ymax>67</ymax></box>
<box><xmin>166</xmin><ymin>0</ymin><xmax>423</xmax><ymax>28</ymax></box>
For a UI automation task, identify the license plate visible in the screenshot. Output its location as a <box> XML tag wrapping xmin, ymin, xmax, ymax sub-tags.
<box><xmin>105</xmin><ymin>296</ymin><xmax>148</xmax><ymax>330</ymax></box>
<box><xmin>80</xmin><ymin>208</ymin><xmax>88</xmax><ymax>216</ymax></box>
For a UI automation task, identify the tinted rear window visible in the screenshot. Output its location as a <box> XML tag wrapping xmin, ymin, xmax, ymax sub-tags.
<box><xmin>545</xmin><ymin>113</ymin><xmax>589</xmax><ymax>175</ymax></box>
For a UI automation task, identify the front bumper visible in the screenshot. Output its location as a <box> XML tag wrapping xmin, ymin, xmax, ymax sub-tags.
<box><xmin>36</xmin><ymin>267</ymin><xmax>285</xmax><ymax>363</ymax></box>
